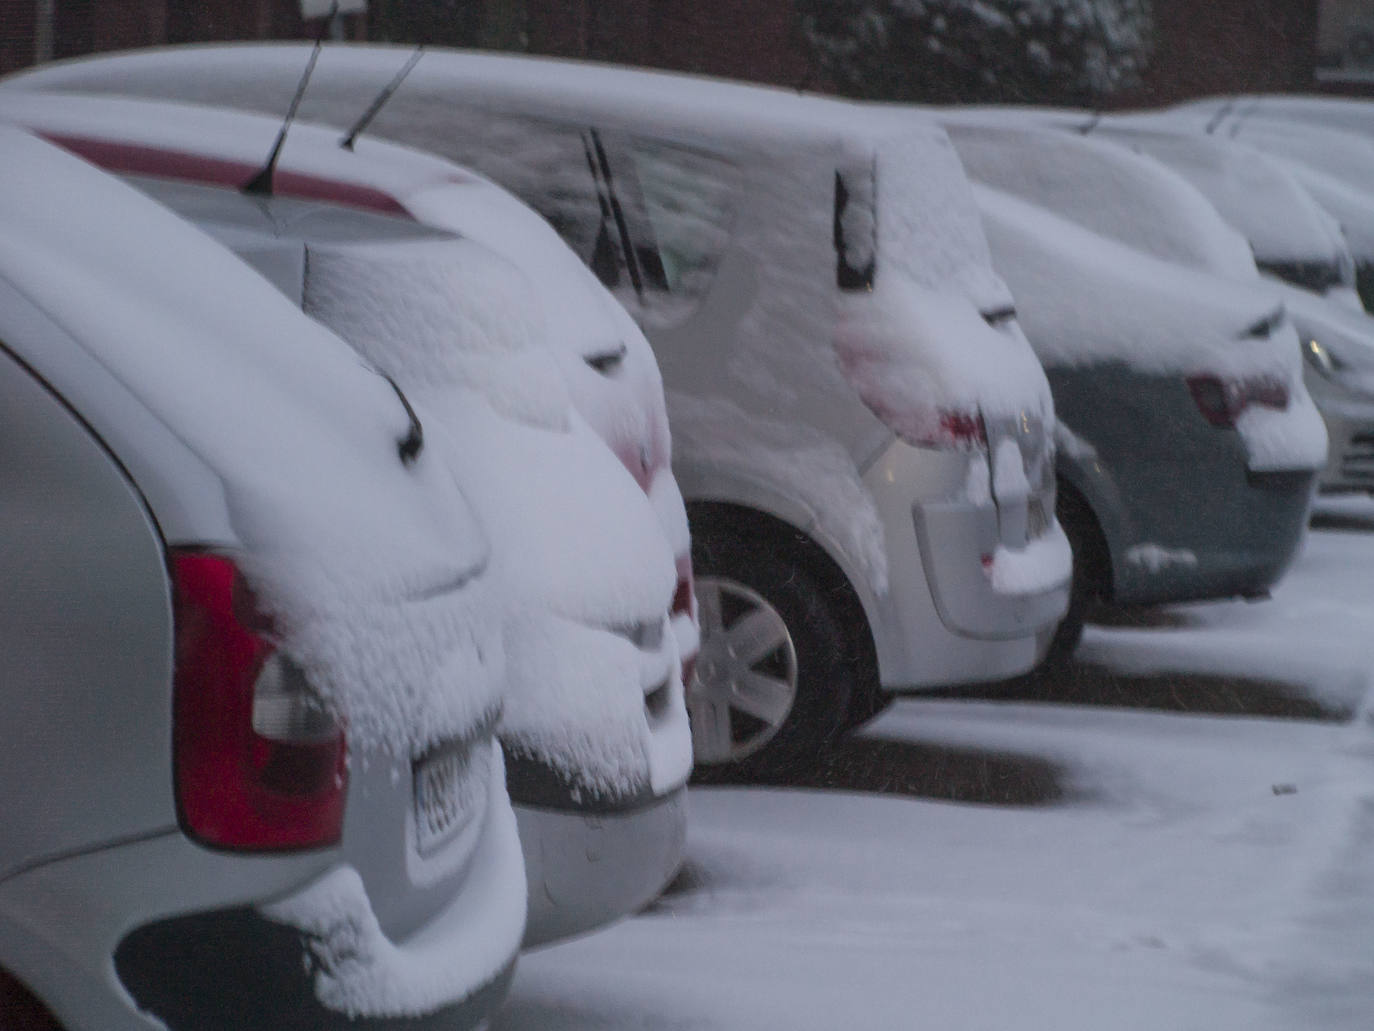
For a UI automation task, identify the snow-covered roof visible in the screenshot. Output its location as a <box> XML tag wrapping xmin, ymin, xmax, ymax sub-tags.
<box><xmin>5</xmin><ymin>42</ymin><xmax>941</xmax><ymax>152</ymax></box>
<box><xmin>0</xmin><ymin>125</ymin><xmax>506</xmax><ymax>760</ymax></box>
<box><xmin>940</xmin><ymin>116</ymin><xmax>1260</xmax><ymax>278</ymax></box>
<box><xmin>974</xmin><ymin>184</ymin><xmax>1327</xmax><ymax>472</ymax></box>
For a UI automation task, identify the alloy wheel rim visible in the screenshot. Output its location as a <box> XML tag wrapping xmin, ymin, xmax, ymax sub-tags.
<box><xmin>687</xmin><ymin>575</ymin><xmax>798</xmax><ymax>764</ymax></box>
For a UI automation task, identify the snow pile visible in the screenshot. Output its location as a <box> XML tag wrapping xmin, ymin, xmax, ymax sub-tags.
<box><xmin>1125</xmin><ymin>543</ymin><xmax>1199</xmax><ymax>573</ymax></box>
<box><xmin>0</xmin><ymin>128</ymin><xmax>506</xmax><ymax>762</ymax></box>
<box><xmin>262</xmin><ymin>754</ymin><xmax>525</xmax><ymax>1018</ymax></box>
<box><xmin>946</xmin><ymin>120</ymin><xmax>1261</xmax><ymax>278</ymax></box>
<box><xmin>304</xmin><ymin>235</ymin><xmax>692</xmax><ymax>799</ymax></box>
<box><xmin>986</xmin><ymin>526</ymin><xmax>1073</xmax><ymax>595</ymax></box>
<box><xmin>406</xmin><ymin>181</ymin><xmax>675</xmax><ymax>489</ymax></box>
<box><xmin>305</xmin><ymin>236</ymin><xmax>569</xmax><ymax>430</ymax></box>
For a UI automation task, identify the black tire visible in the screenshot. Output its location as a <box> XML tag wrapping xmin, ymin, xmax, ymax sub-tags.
<box><xmin>687</xmin><ymin>517</ymin><xmax>860</xmax><ymax>781</ymax></box>
<box><xmin>1043</xmin><ymin>482</ymin><xmax>1110</xmax><ymax>667</ymax></box>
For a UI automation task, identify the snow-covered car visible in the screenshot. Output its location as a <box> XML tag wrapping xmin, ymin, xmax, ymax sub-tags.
<box><xmin>969</xmin><ymin>182</ymin><xmax>1325</xmax><ymax>656</ymax></box>
<box><xmin>0</xmin><ymin>126</ymin><xmax>524</xmax><ymax>1030</ymax></box>
<box><xmin>16</xmin><ymin>44</ymin><xmax>1075</xmax><ymax>776</ymax></box>
<box><xmin>0</xmin><ymin>89</ymin><xmax>694</xmax><ymax>946</ymax></box>
<box><xmin>944</xmin><ymin>113</ymin><xmax>1374</xmax><ymax>501</ymax></box>
<box><xmin>1132</xmin><ymin>106</ymin><xmax>1374</xmax><ymax>314</ymax></box>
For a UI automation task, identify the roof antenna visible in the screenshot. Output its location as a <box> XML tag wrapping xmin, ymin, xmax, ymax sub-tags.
<box><xmin>340</xmin><ymin>46</ymin><xmax>425</xmax><ymax>150</ymax></box>
<box><xmin>243</xmin><ymin>1</ymin><xmax>336</xmax><ymax>196</ymax></box>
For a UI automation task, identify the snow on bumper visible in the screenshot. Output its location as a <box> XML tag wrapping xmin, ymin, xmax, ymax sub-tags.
<box><xmin>1237</xmin><ymin>387</ymin><xmax>1329</xmax><ymax>473</ymax></box>
<box><xmin>914</xmin><ymin>491</ymin><xmax>1071</xmax><ymax>641</ymax></box>
<box><xmin>259</xmin><ymin>759</ymin><xmax>526</xmax><ymax>1022</ymax></box>
<box><xmin>985</xmin><ymin>521</ymin><xmax>1074</xmax><ymax>596</ymax></box>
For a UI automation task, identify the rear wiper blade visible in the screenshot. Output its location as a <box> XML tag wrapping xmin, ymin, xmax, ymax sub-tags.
<box><xmin>385</xmin><ymin>375</ymin><xmax>424</xmax><ymax>465</ymax></box>
<box><xmin>982</xmin><ymin>305</ymin><xmax>1017</xmax><ymax>327</ymax></box>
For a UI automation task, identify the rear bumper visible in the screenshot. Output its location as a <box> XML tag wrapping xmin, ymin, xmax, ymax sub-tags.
<box><xmin>861</xmin><ymin>440</ymin><xmax>1071</xmax><ymax>690</ymax></box>
<box><xmin>1113</xmin><ymin>468</ymin><xmax>1316</xmax><ymax>606</ymax></box>
<box><xmin>508</xmin><ymin>754</ymin><xmax>687</xmax><ymax>947</ymax></box>
<box><xmin>0</xmin><ymin>754</ymin><xmax>524</xmax><ymax>1031</ymax></box>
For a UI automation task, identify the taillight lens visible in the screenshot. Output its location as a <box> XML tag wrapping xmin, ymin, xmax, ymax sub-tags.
<box><xmin>1186</xmin><ymin>375</ymin><xmax>1289</xmax><ymax>428</ymax></box>
<box><xmin>171</xmin><ymin>551</ymin><xmax>346</xmax><ymax>851</ymax></box>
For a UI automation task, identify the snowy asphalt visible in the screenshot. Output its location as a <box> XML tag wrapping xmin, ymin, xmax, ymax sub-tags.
<box><xmin>498</xmin><ymin>496</ymin><xmax>1374</xmax><ymax>1031</ymax></box>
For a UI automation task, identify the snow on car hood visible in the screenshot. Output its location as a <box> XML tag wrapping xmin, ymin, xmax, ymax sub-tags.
<box><xmin>303</xmin><ymin>236</ymin><xmax>692</xmax><ymax>797</ymax></box>
<box><xmin>0</xmin><ymin>128</ymin><xmax>504</xmax><ymax>761</ymax></box>
<box><xmin>976</xmin><ymin>185</ymin><xmax>1328</xmax><ymax>471</ymax></box>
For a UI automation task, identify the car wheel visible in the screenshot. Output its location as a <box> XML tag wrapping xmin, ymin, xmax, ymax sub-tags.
<box><xmin>1043</xmin><ymin>482</ymin><xmax>1109</xmax><ymax>666</ymax></box>
<box><xmin>686</xmin><ymin>522</ymin><xmax>855</xmax><ymax>779</ymax></box>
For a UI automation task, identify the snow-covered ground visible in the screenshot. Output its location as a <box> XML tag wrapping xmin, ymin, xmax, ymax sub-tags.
<box><xmin>500</xmin><ymin>496</ymin><xmax>1374</xmax><ymax>1030</ymax></box>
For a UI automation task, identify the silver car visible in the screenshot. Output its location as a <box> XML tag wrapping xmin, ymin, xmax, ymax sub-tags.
<box><xmin>0</xmin><ymin>88</ymin><xmax>697</xmax><ymax>947</ymax></box>
<box><xmin>0</xmin><ymin>127</ymin><xmax>524</xmax><ymax>1030</ymax></box>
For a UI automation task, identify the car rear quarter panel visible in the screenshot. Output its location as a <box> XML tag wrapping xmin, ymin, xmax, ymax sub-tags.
<box><xmin>0</xmin><ymin>339</ymin><xmax>176</xmax><ymax>880</ymax></box>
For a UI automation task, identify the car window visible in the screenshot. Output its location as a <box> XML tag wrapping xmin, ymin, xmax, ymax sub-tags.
<box><xmin>623</xmin><ymin>135</ymin><xmax>739</xmax><ymax>320</ymax></box>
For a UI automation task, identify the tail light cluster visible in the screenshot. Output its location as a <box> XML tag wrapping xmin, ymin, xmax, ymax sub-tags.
<box><xmin>934</xmin><ymin>410</ymin><xmax>988</xmax><ymax>450</ymax></box>
<box><xmin>1186</xmin><ymin>375</ymin><xmax>1289</xmax><ymax>429</ymax></box>
<box><xmin>170</xmin><ymin>550</ymin><xmax>346</xmax><ymax>852</ymax></box>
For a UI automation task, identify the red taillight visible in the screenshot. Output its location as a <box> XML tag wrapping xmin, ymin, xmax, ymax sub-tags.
<box><xmin>171</xmin><ymin>551</ymin><xmax>346</xmax><ymax>852</ymax></box>
<box><xmin>937</xmin><ymin>409</ymin><xmax>989</xmax><ymax>449</ymax></box>
<box><xmin>1186</xmin><ymin>375</ymin><xmax>1289</xmax><ymax>428</ymax></box>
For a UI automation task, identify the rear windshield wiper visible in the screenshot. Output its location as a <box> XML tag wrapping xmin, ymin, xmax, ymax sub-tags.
<box><xmin>982</xmin><ymin>305</ymin><xmax>1018</xmax><ymax>327</ymax></box>
<box><xmin>385</xmin><ymin>375</ymin><xmax>424</xmax><ymax>465</ymax></box>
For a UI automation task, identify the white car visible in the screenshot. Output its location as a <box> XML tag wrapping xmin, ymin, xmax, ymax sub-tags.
<box><xmin>0</xmin><ymin>126</ymin><xmax>524</xmax><ymax>1031</ymax></box>
<box><xmin>0</xmin><ymin>88</ymin><xmax>695</xmax><ymax>947</ymax></box>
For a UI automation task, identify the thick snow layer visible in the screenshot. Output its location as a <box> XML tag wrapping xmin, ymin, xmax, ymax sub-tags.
<box><xmin>501</xmin><ymin>522</ymin><xmax>1374</xmax><ymax>1030</ymax></box>
<box><xmin>2</xmin><ymin>45</ymin><xmax>1055</xmax><ymax>483</ymax></box>
<box><xmin>667</xmin><ymin>390</ymin><xmax>890</xmax><ymax>594</ymax></box>
<box><xmin>986</xmin><ymin>523</ymin><xmax>1072</xmax><ymax>595</ymax></box>
<box><xmin>0</xmin><ymin>128</ymin><xmax>505</xmax><ymax>761</ymax></box>
<box><xmin>974</xmin><ymin>185</ymin><xmax>1291</xmax><ymax>378</ymax></box>
<box><xmin>306</xmin><ymin>237</ymin><xmax>569</xmax><ymax>430</ymax></box>
<box><xmin>263</xmin><ymin>752</ymin><xmax>526</xmax><ymax>1019</ymax></box>
<box><xmin>944</xmin><ymin>118</ymin><xmax>1261</xmax><ymax>278</ymax></box>
<box><xmin>1085</xmin><ymin>118</ymin><xmax>1352</xmax><ymax>270</ymax></box>
<box><xmin>1235</xmin><ymin>390</ymin><xmax>1330</xmax><ymax>472</ymax></box>
<box><xmin>303</xmin><ymin>235</ymin><xmax>691</xmax><ymax>798</ymax></box>
<box><xmin>974</xmin><ymin>186</ymin><xmax>1326</xmax><ymax>472</ymax></box>
<box><xmin>405</xmin><ymin>182</ymin><xmax>675</xmax><ymax>489</ymax></box>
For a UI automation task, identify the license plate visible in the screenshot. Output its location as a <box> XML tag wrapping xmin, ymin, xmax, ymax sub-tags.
<box><xmin>413</xmin><ymin>741</ymin><xmax>481</xmax><ymax>856</ymax></box>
